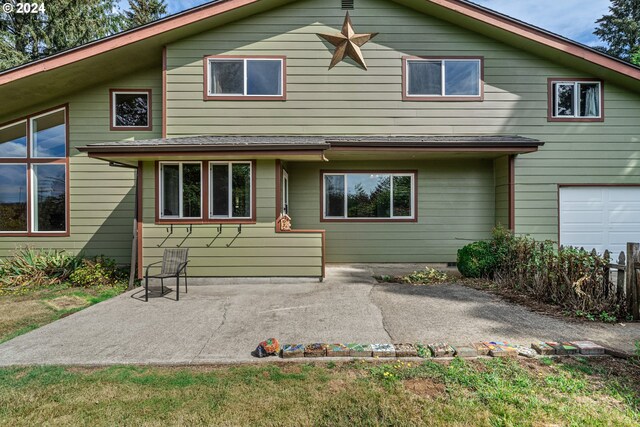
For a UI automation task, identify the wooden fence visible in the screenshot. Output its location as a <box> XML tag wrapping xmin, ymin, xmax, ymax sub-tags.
<box><xmin>603</xmin><ymin>243</ymin><xmax>640</xmax><ymax>320</ymax></box>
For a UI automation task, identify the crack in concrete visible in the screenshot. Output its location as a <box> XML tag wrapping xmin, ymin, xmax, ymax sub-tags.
<box><xmin>368</xmin><ymin>281</ymin><xmax>394</xmax><ymax>342</ymax></box>
<box><xmin>192</xmin><ymin>299</ymin><xmax>229</xmax><ymax>362</ymax></box>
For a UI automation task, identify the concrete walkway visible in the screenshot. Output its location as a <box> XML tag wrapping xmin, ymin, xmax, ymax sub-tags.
<box><xmin>0</xmin><ymin>264</ymin><xmax>638</xmax><ymax>366</ymax></box>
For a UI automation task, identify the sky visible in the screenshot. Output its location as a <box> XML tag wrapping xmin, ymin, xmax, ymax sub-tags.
<box><xmin>118</xmin><ymin>0</ymin><xmax>612</xmax><ymax>47</ymax></box>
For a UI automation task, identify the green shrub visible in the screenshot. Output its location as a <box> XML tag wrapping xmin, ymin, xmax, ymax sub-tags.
<box><xmin>0</xmin><ymin>247</ymin><xmax>81</xmax><ymax>290</ymax></box>
<box><xmin>69</xmin><ymin>257</ymin><xmax>126</xmax><ymax>288</ymax></box>
<box><xmin>457</xmin><ymin>241</ymin><xmax>497</xmax><ymax>278</ymax></box>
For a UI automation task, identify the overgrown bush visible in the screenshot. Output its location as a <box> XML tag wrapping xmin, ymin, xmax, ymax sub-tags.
<box><xmin>69</xmin><ymin>256</ymin><xmax>127</xmax><ymax>287</ymax></box>
<box><xmin>461</xmin><ymin>226</ymin><xmax>628</xmax><ymax>320</ymax></box>
<box><xmin>457</xmin><ymin>241</ymin><xmax>497</xmax><ymax>278</ymax></box>
<box><xmin>0</xmin><ymin>247</ymin><xmax>81</xmax><ymax>290</ymax></box>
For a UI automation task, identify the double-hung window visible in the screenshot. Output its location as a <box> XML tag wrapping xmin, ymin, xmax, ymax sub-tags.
<box><xmin>210</xmin><ymin>162</ymin><xmax>252</xmax><ymax>219</ymax></box>
<box><xmin>404</xmin><ymin>57</ymin><xmax>482</xmax><ymax>100</ymax></box>
<box><xmin>323</xmin><ymin>172</ymin><xmax>416</xmax><ymax>221</ymax></box>
<box><xmin>159</xmin><ymin>162</ymin><xmax>202</xmax><ymax>219</ymax></box>
<box><xmin>0</xmin><ymin>106</ymin><xmax>68</xmax><ymax>235</ymax></box>
<box><xmin>204</xmin><ymin>56</ymin><xmax>285</xmax><ymax>100</ymax></box>
<box><xmin>549</xmin><ymin>79</ymin><xmax>603</xmax><ymax>121</ymax></box>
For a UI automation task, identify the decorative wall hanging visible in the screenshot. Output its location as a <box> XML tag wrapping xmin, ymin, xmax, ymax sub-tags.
<box><xmin>317</xmin><ymin>12</ymin><xmax>378</xmax><ymax>70</ymax></box>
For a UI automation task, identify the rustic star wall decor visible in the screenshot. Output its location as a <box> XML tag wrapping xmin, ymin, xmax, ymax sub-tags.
<box><xmin>317</xmin><ymin>12</ymin><xmax>378</xmax><ymax>70</ymax></box>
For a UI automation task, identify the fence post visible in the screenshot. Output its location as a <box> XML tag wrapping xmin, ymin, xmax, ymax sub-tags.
<box><xmin>627</xmin><ymin>242</ymin><xmax>640</xmax><ymax>320</ymax></box>
<box><xmin>617</xmin><ymin>251</ymin><xmax>626</xmax><ymax>304</ymax></box>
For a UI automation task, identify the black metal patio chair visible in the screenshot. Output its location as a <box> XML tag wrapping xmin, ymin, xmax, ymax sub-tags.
<box><xmin>144</xmin><ymin>248</ymin><xmax>189</xmax><ymax>302</ymax></box>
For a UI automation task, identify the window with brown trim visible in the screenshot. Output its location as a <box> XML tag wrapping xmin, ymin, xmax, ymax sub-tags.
<box><xmin>548</xmin><ymin>79</ymin><xmax>603</xmax><ymax>122</ymax></box>
<box><xmin>321</xmin><ymin>171</ymin><xmax>417</xmax><ymax>222</ymax></box>
<box><xmin>0</xmin><ymin>105</ymin><xmax>69</xmax><ymax>236</ymax></box>
<box><xmin>110</xmin><ymin>89</ymin><xmax>152</xmax><ymax>130</ymax></box>
<box><xmin>403</xmin><ymin>57</ymin><xmax>483</xmax><ymax>101</ymax></box>
<box><xmin>203</xmin><ymin>56</ymin><xmax>286</xmax><ymax>101</ymax></box>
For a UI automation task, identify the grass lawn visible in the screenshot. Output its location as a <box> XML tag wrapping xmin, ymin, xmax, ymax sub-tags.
<box><xmin>0</xmin><ymin>284</ymin><xmax>126</xmax><ymax>344</ymax></box>
<box><xmin>0</xmin><ymin>357</ymin><xmax>639</xmax><ymax>426</ymax></box>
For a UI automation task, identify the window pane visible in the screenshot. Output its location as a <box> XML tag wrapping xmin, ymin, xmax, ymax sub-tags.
<box><xmin>408</xmin><ymin>61</ymin><xmax>441</xmax><ymax>96</ymax></box>
<box><xmin>393</xmin><ymin>176</ymin><xmax>412</xmax><ymax>217</ymax></box>
<box><xmin>555</xmin><ymin>84</ymin><xmax>574</xmax><ymax>116</ymax></box>
<box><xmin>162</xmin><ymin>164</ymin><xmax>179</xmax><ymax>217</ymax></box>
<box><xmin>347</xmin><ymin>174</ymin><xmax>391</xmax><ymax>218</ymax></box>
<box><xmin>579</xmin><ymin>83</ymin><xmax>600</xmax><ymax>117</ymax></box>
<box><xmin>114</xmin><ymin>93</ymin><xmax>149</xmax><ymax>127</ymax></box>
<box><xmin>210</xmin><ymin>60</ymin><xmax>244</xmax><ymax>95</ymax></box>
<box><xmin>32</xmin><ymin>110</ymin><xmax>66</xmax><ymax>158</ymax></box>
<box><xmin>324</xmin><ymin>175</ymin><xmax>345</xmax><ymax>217</ymax></box>
<box><xmin>0</xmin><ymin>164</ymin><xmax>27</xmax><ymax>231</ymax></box>
<box><xmin>182</xmin><ymin>164</ymin><xmax>201</xmax><ymax>218</ymax></box>
<box><xmin>0</xmin><ymin>122</ymin><xmax>27</xmax><ymax>158</ymax></box>
<box><xmin>211</xmin><ymin>164</ymin><xmax>229</xmax><ymax>217</ymax></box>
<box><xmin>247</xmin><ymin>60</ymin><xmax>282</xmax><ymax>95</ymax></box>
<box><xmin>232</xmin><ymin>163</ymin><xmax>251</xmax><ymax>218</ymax></box>
<box><xmin>445</xmin><ymin>61</ymin><xmax>479</xmax><ymax>96</ymax></box>
<box><xmin>33</xmin><ymin>164</ymin><xmax>66</xmax><ymax>232</ymax></box>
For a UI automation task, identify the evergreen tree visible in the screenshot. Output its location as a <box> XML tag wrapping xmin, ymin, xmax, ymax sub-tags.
<box><xmin>123</xmin><ymin>0</ymin><xmax>167</xmax><ymax>30</ymax></box>
<box><xmin>0</xmin><ymin>0</ymin><xmax>121</xmax><ymax>70</ymax></box>
<box><xmin>594</xmin><ymin>0</ymin><xmax>640</xmax><ymax>61</ymax></box>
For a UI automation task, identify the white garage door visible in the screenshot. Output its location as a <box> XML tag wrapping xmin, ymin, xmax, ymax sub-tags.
<box><xmin>559</xmin><ymin>186</ymin><xmax>640</xmax><ymax>255</ymax></box>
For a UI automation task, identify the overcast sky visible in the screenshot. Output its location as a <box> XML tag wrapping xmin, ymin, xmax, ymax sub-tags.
<box><xmin>120</xmin><ymin>0</ymin><xmax>611</xmax><ymax>47</ymax></box>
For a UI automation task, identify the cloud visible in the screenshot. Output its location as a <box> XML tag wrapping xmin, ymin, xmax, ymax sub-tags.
<box><xmin>471</xmin><ymin>0</ymin><xmax>611</xmax><ymax>46</ymax></box>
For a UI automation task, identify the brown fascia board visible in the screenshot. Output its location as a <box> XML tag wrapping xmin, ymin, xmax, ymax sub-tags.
<box><xmin>327</xmin><ymin>141</ymin><xmax>545</xmax><ymax>149</ymax></box>
<box><xmin>76</xmin><ymin>143</ymin><xmax>330</xmax><ymax>154</ymax></box>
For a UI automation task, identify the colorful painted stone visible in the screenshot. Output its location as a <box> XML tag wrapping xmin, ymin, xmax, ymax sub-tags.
<box><xmin>428</xmin><ymin>343</ymin><xmax>455</xmax><ymax>357</ymax></box>
<box><xmin>304</xmin><ymin>343</ymin><xmax>328</xmax><ymax>357</ymax></box>
<box><xmin>347</xmin><ymin>343</ymin><xmax>372</xmax><ymax>357</ymax></box>
<box><xmin>561</xmin><ymin>342</ymin><xmax>578</xmax><ymax>355</ymax></box>
<box><xmin>281</xmin><ymin>344</ymin><xmax>304</xmax><ymax>359</ymax></box>
<box><xmin>453</xmin><ymin>345</ymin><xmax>477</xmax><ymax>358</ymax></box>
<box><xmin>327</xmin><ymin>343</ymin><xmax>350</xmax><ymax>357</ymax></box>
<box><xmin>532</xmin><ymin>342</ymin><xmax>555</xmax><ymax>355</ymax></box>
<box><xmin>372</xmin><ymin>344</ymin><xmax>396</xmax><ymax>357</ymax></box>
<box><xmin>547</xmin><ymin>342</ymin><xmax>567</xmax><ymax>355</ymax></box>
<box><xmin>415</xmin><ymin>343</ymin><xmax>432</xmax><ymax>358</ymax></box>
<box><xmin>513</xmin><ymin>345</ymin><xmax>538</xmax><ymax>358</ymax></box>
<box><xmin>485</xmin><ymin>342</ymin><xmax>517</xmax><ymax>358</ymax></box>
<box><xmin>394</xmin><ymin>343</ymin><xmax>418</xmax><ymax>358</ymax></box>
<box><xmin>471</xmin><ymin>342</ymin><xmax>490</xmax><ymax>356</ymax></box>
<box><xmin>570</xmin><ymin>341</ymin><xmax>605</xmax><ymax>356</ymax></box>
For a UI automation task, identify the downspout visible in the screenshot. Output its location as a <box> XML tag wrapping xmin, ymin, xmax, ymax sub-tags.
<box><xmin>108</xmin><ymin>161</ymin><xmax>139</xmax><ymax>290</ymax></box>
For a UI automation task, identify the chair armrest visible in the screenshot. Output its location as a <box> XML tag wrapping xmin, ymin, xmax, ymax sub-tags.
<box><xmin>145</xmin><ymin>261</ymin><xmax>163</xmax><ymax>276</ymax></box>
<box><xmin>177</xmin><ymin>260</ymin><xmax>190</xmax><ymax>274</ymax></box>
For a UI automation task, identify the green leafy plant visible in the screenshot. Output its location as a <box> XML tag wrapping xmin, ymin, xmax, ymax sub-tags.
<box><xmin>0</xmin><ymin>247</ymin><xmax>81</xmax><ymax>291</ymax></box>
<box><xmin>69</xmin><ymin>257</ymin><xmax>127</xmax><ymax>288</ymax></box>
<box><xmin>398</xmin><ymin>268</ymin><xmax>451</xmax><ymax>285</ymax></box>
<box><xmin>457</xmin><ymin>240</ymin><xmax>497</xmax><ymax>278</ymax></box>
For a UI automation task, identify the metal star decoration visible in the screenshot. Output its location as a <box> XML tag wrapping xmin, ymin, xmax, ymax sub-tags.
<box><xmin>317</xmin><ymin>12</ymin><xmax>378</xmax><ymax>70</ymax></box>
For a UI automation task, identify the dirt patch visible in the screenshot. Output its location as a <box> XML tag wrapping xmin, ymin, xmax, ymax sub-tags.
<box><xmin>0</xmin><ymin>300</ymin><xmax>52</xmax><ymax>323</ymax></box>
<box><xmin>44</xmin><ymin>296</ymin><xmax>89</xmax><ymax>311</ymax></box>
<box><xmin>403</xmin><ymin>378</ymin><xmax>446</xmax><ymax>399</ymax></box>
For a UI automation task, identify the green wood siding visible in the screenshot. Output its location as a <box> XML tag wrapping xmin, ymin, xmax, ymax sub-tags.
<box><xmin>287</xmin><ymin>159</ymin><xmax>494</xmax><ymax>263</ymax></box>
<box><xmin>494</xmin><ymin>156</ymin><xmax>509</xmax><ymax>229</ymax></box>
<box><xmin>140</xmin><ymin>159</ymin><xmax>323</xmax><ymax>277</ymax></box>
<box><xmin>0</xmin><ymin>68</ymin><xmax>162</xmax><ymax>264</ymax></box>
<box><xmin>166</xmin><ymin>0</ymin><xmax>640</xmax><ymax>252</ymax></box>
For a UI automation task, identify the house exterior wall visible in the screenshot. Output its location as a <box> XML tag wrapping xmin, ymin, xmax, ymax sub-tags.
<box><xmin>165</xmin><ymin>0</ymin><xmax>640</xmax><ymax>251</ymax></box>
<box><xmin>287</xmin><ymin>159</ymin><xmax>495</xmax><ymax>263</ymax></box>
<box><xmin>0</xmin><ymin>67</ymin><xmax>161</xmax><ymax>264</ymax></box>
<box><xmin>140</xmin><ymin>159</ymin><xmax>323</xmax><ymax>277</ymax></box>
<box><xmin>494</xmin><ymin>156</ymin><xmax>509</xmax><ymax>229</ymax></box>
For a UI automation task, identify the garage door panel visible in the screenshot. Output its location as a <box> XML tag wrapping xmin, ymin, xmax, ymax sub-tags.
<box><xmin>560</xmin><ymin>186</ymin><xmax>640</xmax><ymax>255</ymax></box>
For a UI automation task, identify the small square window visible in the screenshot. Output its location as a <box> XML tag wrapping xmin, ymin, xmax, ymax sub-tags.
<box><xmin>205</xmin><ymin>57</ymin><xmax>285</xmax><ymax>100</ymax></box>
<box><xmin>550</xmin><ymin>80</ymin><xmax>602</xmax><ymax>121</ymax></box>
<box><xmin>111</xmin><ymin>90</ymin><xmax>151</xmax><ymax>130</ymax></box>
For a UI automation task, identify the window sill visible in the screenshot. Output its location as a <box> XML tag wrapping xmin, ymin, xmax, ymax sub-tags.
<box><xmin>402</xmin><ymin>95</ymin><xmax>483</xmax><ymax>102</ymax></box>
<box><xmin>155</xmin><ymin>218</ymin><xmax>256</xmax><ymax>225</ymax></box>
<box><xmin>320</xmin><ymin>218</ymin><xmax>417</xmax><ymax>223</ymax></box>
<box><xmin>0</xmin><ymin>232</ymin><xmax>70</xmax><ymax>237</ymax></box>
<box><xmin>110</xmin><ymin>125</ymin><xmax>153</xmax><ymax>131</ymax></box>
<box><xmin>547</xmin><ymin>116</ymin><xmax>604</xmax><ymax>123</ymax></box>
<box><xmin>203</xmin><ymin>95</ymin><xmax>286</xmax><ymax>101</ymax></box>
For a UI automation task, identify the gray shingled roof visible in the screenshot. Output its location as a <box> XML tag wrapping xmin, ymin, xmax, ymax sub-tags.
<box><xmin>76</xmin><ymin>135</ymin><xmax>543</xmax><ymax>153</ymax></box>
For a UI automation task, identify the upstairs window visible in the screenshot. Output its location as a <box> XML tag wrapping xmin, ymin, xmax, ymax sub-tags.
<box><xmin>404</xmin><ymin>57</ymin><xmax>482</xmax><ymax>100</ymax></box>
<box><xmin>549</xmin><ymin>79</ymin><xmax>603</xmax><ymax>121</ymax></box>
<box><xmin>204</xmin><ymin>56</ymin><xmax>285</xmax><ymax>100</ymax></box>
<box><xmin>0</xmin><ymin>106</ymin><xmax>68</xmax><ymax>235</ymax></box>
<box><xmin>110</xmin><ymin>89</ymin><xmax>152</xmax><ymax>130</ymax></box>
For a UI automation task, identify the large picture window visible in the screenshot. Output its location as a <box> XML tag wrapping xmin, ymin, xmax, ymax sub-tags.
<box><xmin>159</xmin><ymin>162</ymin><xmax>202</xmax><ymax>219</ymax></box>
<box><xmin>549</xmin><ymin>79</ymin><xmax>603</xmax><ymax>121</ymax></box>
<box><xmin>322</xmin><ymin>172</ymin><xmax>416</xmax><ymax>221</ymax></box>
<box><xmin>0</xmin><ymin>106</ymin><xmax>68</xmax><ymax>235</ymax></box>
<box><xmin>210</xmin><ymin>162</ymin><xmax>252</xmax><ymax>219</ymax></box>
<box><xmin>404</xmin><ymin>57</ymin><xmax>482</xmax><ymax>100</ymax></box>
<box><xmin>204</xmin><ymin>56</ymin><xmax>286</xmax><ymax>100</ymax></box>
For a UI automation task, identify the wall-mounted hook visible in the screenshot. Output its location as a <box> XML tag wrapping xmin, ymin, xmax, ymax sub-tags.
<box><xmin>177</xmin><ymin>224</ymin><xmax>193</xmax><ymax>247</ymax></box>
<box><xmin>226</xmin><ymin>224</ymin><xmax>242</xmax><ymax>248</ymax></box>
<box><xmin>157</xmin><ymin>224</ymin><xmax>174</xmax><ymax>247</ymax></box>
<box><xmin>206</xmin><ymin>224</ymin><xmax>223</xmax><ymax>248</ymax></box>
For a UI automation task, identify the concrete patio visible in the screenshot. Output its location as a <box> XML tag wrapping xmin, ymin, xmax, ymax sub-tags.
<box><xmin>0</xmin><ymin>264</ymin><xmax>638</xmax><ymax>366</ymax></box>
